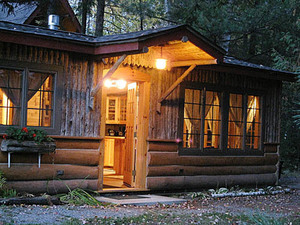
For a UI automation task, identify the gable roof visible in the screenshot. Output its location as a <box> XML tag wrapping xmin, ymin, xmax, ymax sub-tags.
<box><xmin>0</xmin><ymin>0</ymin><xmax>81</xmax><ymax>32</ymax></box>
<box><xmin>0</xmin><ymin>21</ymin><xmax>296</xmax><ymax>81</ymax></box>
<box><xmin>0</xmin><ymin>3</ymin><xmax>37</xmax><ymax>24</ymax></box>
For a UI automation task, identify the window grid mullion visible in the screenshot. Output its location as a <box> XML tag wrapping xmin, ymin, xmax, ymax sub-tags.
<box><xmin>21</xmin><ymin>69</ymin><xmax>28</xmax><ymax>128</ymax></box>
<box><xmin>200</xmin><ymin>88</ymin><xmax>206</xmax><ymax>150</ymax></box>
<box><xmin>242</xmin><ymin>94</ymin><xmax>248</xmax><ymax>150</ymax></box>
<box><xmin>38</xmin><ymin>75</ymin><xmax>42</xmax><ymax>126</ymax></box>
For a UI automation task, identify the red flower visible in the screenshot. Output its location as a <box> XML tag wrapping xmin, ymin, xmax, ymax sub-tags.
<box><xmin>3</xmin><ymin>134</ymin><xmax>7</xmax><ymax>139</ymax></box>
<box><xmin>22</xmin><ymin>127</ymin><xmax>28</xmax><ymax>133</ymax></box>
<box><xmin>33</xmin><ymin>133</ymin><xmax>36</xmax><ymax>138</ymax></box>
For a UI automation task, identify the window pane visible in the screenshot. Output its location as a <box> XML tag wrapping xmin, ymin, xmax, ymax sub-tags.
<box><xmin>204</xmin><ymin>91</ymin><xmax>221</xmax><ymax>149</ymax></box>
<box><xmin>27</xmin><ymin>73</ymin><xmax>54</xmax><ymax>127</ymax></box>
<box><xmin>246</xmin><ymin>96</ymin><xmax>261</xmax><ymax>150</ymax></box>
<box><xmin>228</xmin><ymin>94</ymin><xmax>243</xmax><ymax>149</ymax></box>
<box><xmin>183</xmin><ymin>89</ymin><xmax>202</xmax><ymax>149</ymax></box>
<box><xmin>0</xmin><ymin>69</ymin><xmax>22</xmax><ymax>125</ymax></box>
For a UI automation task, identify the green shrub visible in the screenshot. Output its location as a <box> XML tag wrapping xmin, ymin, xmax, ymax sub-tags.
<box><xmin>0</xmin><ymin>170</ymin><xmax>17</xmax><ymax>198</ymax></box>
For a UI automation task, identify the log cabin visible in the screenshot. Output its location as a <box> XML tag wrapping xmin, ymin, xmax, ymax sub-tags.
<box><xmin>0</xmin><ymin>11</ymin><xmax>296</xmax><ymax>193</ymax></box>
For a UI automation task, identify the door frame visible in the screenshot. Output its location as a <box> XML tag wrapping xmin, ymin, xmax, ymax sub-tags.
<box><xmin>98</xmin><ymin>67</ymin><xmax>150</xmax><ymax>190</ymax></box>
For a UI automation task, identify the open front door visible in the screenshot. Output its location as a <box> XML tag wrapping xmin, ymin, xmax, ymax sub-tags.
<box><xmin>123</xmin><ymin>82</ymin><xmax>137</xmax><ymax>187</ymax></box>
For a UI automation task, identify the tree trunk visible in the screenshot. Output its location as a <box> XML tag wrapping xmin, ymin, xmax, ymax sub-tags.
<box><xmin>81</xmin><ymin>0</ymin><xmax>88</xmax><ymax>34</ymax></box>
<box><xmin>139</xmin><ymin>0</ymin><xmax>144</xmax><ymax>30</ymax></box>
<box><xmin>95</xmin><ymin>0</ymin><xmax>105</xmax><ymax>36</ymax></box>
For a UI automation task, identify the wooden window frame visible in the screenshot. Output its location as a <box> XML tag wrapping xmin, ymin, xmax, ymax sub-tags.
<box><xmin>178</xmin><ymin>82</ymin><xmax>265</xmax><ymax>156</ymax></box>
<box><xmin>0</xmin><ymin>60</ymin><xmax>63</xmax><ymax>135</ymax></box>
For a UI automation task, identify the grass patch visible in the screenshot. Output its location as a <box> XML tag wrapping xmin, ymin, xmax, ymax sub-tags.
<box><xmin>58</xmin><ymin>188</ymin><xmax>101</xmax><ymax>206</ymax></box>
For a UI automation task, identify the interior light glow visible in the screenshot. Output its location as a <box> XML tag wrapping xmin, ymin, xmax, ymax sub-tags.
<box><xmin>116</xmin><ymin>80</ymin><xmax>127</xmax><ymax>89</ymax></box>
<box><xmin>156</xmin><ymin>58</ymin><xmax>167</xmax><ymax>70</ymax></box>
<box><xmin>128</xmin><ymin>82</ymin><xmax>137</xmax><ymax>89</ymax></box>
<box><xmin>104</xmin><ymin>79</ymin><xmax>127</xmax><ymax>89</ymax></box>
<box><xmin>104</xmin><ymin>79</ymin><xmax>112</xmax><ymax>88</ymax></box>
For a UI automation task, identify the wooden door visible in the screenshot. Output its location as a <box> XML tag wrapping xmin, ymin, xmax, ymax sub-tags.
<box><xmin>123</xmin><ymin>82</ymin><xmax>137</xmax><ymax>186</ymax></box>
<box><xmin>104</xmin><ymin>138</ymin><xmax>114</xmax><ymax>167</ymax></box>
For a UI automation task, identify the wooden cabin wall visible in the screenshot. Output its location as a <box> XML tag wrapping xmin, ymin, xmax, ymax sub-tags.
<box><xmin>146</xmin><ymin>67</ymin><xmax>281</xmax><ymax>190</ymax></box>
<box><xmin>0</xmin><ymin>42</ymin><xmax>104</xmax><ymax>193</ymax></box>
<box><xmin>0</xmin><ymin>136</ymin><xmax>101</xmax><ymax>194</ymax></box>
<box><xmin>148</xmin><ymin>67</ymin><xmax>282</xmax><ymax>143</ymax></box>
<box><xmin>0</xmin><ymin>42</ymin><xmax>103</xmax><ymax>137</ymax></box>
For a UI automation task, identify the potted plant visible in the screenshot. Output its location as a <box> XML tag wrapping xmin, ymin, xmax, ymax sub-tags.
<box><xmin>1</xmin><ymin>127</ymin><xmax>56</xmax><ymax>154</ymax></box>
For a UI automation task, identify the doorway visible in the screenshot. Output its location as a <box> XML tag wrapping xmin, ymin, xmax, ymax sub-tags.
<box><xmin>101</xmin><ymin>69</ymin><xmax>150</xmax><ymax>190</ymax></box>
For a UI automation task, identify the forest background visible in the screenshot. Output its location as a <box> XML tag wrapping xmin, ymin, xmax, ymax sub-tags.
<box><xmin>1</xmin><ymin>0</ymin><xmax>299</xmax><ymax>171</ymax></box>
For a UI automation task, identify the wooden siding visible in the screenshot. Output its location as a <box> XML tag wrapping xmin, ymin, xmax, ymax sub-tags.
<box><xmin>0</xmin><ymin>136</ymin><xmax>101</xmax><ymax>194</ymax></box>
<box><xmin>145</xmin><ymin>67</ymin><xmax>281</xmax><ymax>190</ymax></box>
<box><xmin>148</xmin><ymin>67</ymin><xmax>282</xmax><ymax>143</ymax></box>
<box><xmin>0</xmin><ymin>42</ymin><xmax>103</xmax><ymax>137</ymax></box>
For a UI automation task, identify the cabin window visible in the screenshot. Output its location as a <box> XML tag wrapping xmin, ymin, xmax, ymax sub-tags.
<box><xmin>183</xmin><ymin>88</ymin><xmax>221</xmax><ymax>150</ymax></box>
<box><xmin>227</xmin><ymin>94</ymin><xmax>261</xmax><ymax>150</ymax></box>
<box><xmin>0</xmin><ymin>63</ymin><xmax>61</xmax><ymax>134</ymax></box>
<box><xmin>180</xmin><ymin>86</ymin><xmax>263</xmax><ymax>155</ymax></box>
<box><xmin>228</xmin><ymin>93</ymin><xmax>243</xmax><ymax>149</ymax></box>
<box><xmin>27</xmin><ymin>72</ymin><xmax>54</xmax><ymax>127</ymax></box>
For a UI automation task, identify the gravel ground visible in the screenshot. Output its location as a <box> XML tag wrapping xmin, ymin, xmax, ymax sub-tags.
<box><xmin>0</xmin><ymin>189</ymin><xmax>299</xmax><ymax>225</ymax></box>
<box><xmin>0</xmin><ymin>175</ymin><xmax>299</xmax><ymax>225</ymax></box>
<box><xmin>0</xmin><ymin>205</ymin><xmax>148</xmax><ymax>224</ymax></box>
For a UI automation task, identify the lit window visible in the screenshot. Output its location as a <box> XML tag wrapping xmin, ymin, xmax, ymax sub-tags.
<box><xmin>227</xmin><ymin>94</ymin><xmax>261</xmax><ymax>150</ymax></box>
<box><xmin>228</xmin><ymin>93</ymin><xmax>243</xmax><ymax>149</ymax></box>
<box><xmin>182</xmin><ymin>89</ymin><xmax>221</xmax><ymax>150</ymax></box>
<box><xmin>246</xmin><ymin>95</ymin><xmax>261</xmax><ymax>150</ymax></box>
<box><xmin>204</xmin><ymin>91</ymin><xmax>221</xmax><ymax>149</ymax></box>
<box><xmin>181</xmin><ymin>87</ymin><xmax>263</xmax><ymax>155</ymax></box>
<box><xmin>0</xmin><ymin>65</ymin><xmax>60</xmax><ymax>134</ymax></box>
<box><xmin>27</xmin><ymin>72</ymin><xmax>54</xmax><ymax>127</ymax></box>
<box><xmin>0</xmin><ymin>69</ymin><xmax>22</xmax><ymax>126</ymax></box>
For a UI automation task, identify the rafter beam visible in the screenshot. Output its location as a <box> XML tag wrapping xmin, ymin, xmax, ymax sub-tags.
<box><xmin>170</xmin><ymin>59</ymin><xmax>217</xmax><ymax>68</ymax></box>
<box><xmin>157</xmin><ymin>64</ymin><xmax>196</xmax><ymax>113</ymax></box>
<box><xmin>91</xmin><ymin>54</ymin><xmax>127</xmax><ymax>97</ymax></box>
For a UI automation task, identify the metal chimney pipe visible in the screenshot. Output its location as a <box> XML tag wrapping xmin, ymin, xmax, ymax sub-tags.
<box><xmin>48</xmin><ymin>14</ymin><xmax>60</xmax><ymax>30</ymax></box>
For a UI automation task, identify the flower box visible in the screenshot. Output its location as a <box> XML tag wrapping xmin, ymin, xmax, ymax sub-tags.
<box><xmin>1</xmin><ymin>139</ymin><xmax>56</xmax><ymax>153</ymax></box>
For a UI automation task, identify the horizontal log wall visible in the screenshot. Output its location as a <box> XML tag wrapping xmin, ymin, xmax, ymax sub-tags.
<box><xmin>146</xmin><ymin>140</ymin><xmax>278</xmax><ymax>190</ymax></box>
<box><xmin>0</xmin><ymin>137</ymin><xmax>101</xmax><ymax>194</ymax></box>
<box><xmin>0</xmin><ymin>42</ymin><xmax>103</xmax><ymax>137</ymax></box>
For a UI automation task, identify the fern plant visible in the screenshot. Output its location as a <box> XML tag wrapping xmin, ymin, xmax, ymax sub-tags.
<box><xmin>0</xmin><ymin>170</ymin><xmax>6</xmax><ymax>191</ymax></box>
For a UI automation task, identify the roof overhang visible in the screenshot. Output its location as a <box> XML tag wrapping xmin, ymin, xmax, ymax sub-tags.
<box><xmin>198</xmin><ymin>62</ymin><xmax>297</xmax><ymax>82</ymax></box>
<box><xmin>0</xmin><ymin>22</ymin><xmax>296</xmax><ymax>81</ymax></box>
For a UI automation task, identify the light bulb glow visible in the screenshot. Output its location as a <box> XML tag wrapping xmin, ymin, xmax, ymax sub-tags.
<box><xmin>104</xmin><ymin>79</ymin><xmax>127</xmax><ymax>89</ymax></box>
<box><xmin>156</xmin><ymin>58</ymin><xmax>167</xmax><ymax>70</ymax></box>
<box><xmin>104</xmin><ymin>79</ymin><xmax>112</xmax><ymax>88</ymax></box>
<box><xmin>116</xmin><ymin>80</ymin><xmax>127</xmax><ymax>89</ymax></box>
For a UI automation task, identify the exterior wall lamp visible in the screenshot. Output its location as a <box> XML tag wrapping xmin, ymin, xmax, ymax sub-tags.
<box><xmin>156</xmin><ymin>46</ymin><xmax>167</xmax><ymax>70</ymax></box>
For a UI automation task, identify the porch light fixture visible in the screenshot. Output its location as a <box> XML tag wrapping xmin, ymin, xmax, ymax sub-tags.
<box><xmin>104</xmin><ymin>79</ymin><xmax>127</xmax><ymax>89</ymax></box>
<box><xmin>156</xmin><ymin>46</ymin><xmax>167</xmax><ymax>70</ymax></box>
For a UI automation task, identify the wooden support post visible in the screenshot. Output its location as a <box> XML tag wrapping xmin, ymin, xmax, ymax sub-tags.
<box><xmin>157</xmin><ymin>64</ymin><xmax>196</xmax><ymax>113</ymax></box>
<box><xmin>91</xmin><ymin>54</ymin><xmax>127</xmax><ymax>97</ymax></box>
<box><xmin>8</xmin><ymin>152</ymin><xmax>11</xmax><ymax>168</ymax></box>
<box><xmin>170</xmin><ymin>59</ymin><xmax>217</xmax><ymax>68</ymax></box>
<box><xmin>38</xmin><ymin>153</ymin><xmax>41</xmax><ymax>168</ymax></box>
